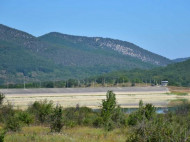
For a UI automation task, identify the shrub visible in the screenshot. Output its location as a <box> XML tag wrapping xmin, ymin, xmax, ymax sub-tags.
<box><xmin>0</xmin><ymin>93</ymin><xmax>5</xmax><ymax>106</ymax></box>
<box><xmin>127</xmin><ymin>100</ymin><xmax>156</xmax><ymax>126</ymax></box>
<box><xmin>5</xmin><ymin>114</ymin><xmax>22</xmax><ymax>132</ymax></box>
<box><xmin>17</xmin><ymin>111</ymin><xmax>34</xmax><ymax>126</ymax></box>
<box><xmin>127</xmin><ymin>114</ymin><xmax>190</xmax><ymax>142</ymax></box>
<box><xmin>63</xmin><ymin>106</ymin><xmax>95</xmax><ymax>127</ymax></box>
<box><xmin>50</xmin><ymin>105</ymin><xmax>64</xmax><ymax>132</ymax></box>
<box><xmin>144</xmin><ymin>104</ymin><xmax>156</xmax><ymax>120</ymax></box>
<box><xmin>175</xmin><ymin>100</ymin><xmax>190</xmax><ymax>115</ymax></box>
<box><xmin>93</xmin><ymin>117</ymin><xmax>103</xmax><ymax>127</ymax></box>
<box><xmin>0</xmin><ymin>104</ymin><xmax>15</xmax><ymax>123</ymax></box>
<box><xmin>111</xmin><ymin>106</ymin><xmax>127</xmax><ymax>128</ymax></box>
<box><xmin>28</xmin><ymin>100</ymin><xmax>54</xmax><ymax>124</ymax></box>
<box><xmin>0</xmin><ymin>129</ymin><xmax>6</xmax><ymax>142</ymax></box>
<box><xmin>131</xmin><ymin>82</ymin><xmax>135</xmax><ymax>87</ymax></box>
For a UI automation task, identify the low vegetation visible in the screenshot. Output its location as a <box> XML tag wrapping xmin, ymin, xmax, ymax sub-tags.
<box><xmin>0</xmin><ymin>91</ymin><xmax>190</xmax><ymax>141</ymax></box>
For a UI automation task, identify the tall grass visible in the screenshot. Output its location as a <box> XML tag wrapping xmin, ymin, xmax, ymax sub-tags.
<box><xmin>4</xmin><ymin>126</ymin><xmax>127</xmax><ymax>142</ymax></box>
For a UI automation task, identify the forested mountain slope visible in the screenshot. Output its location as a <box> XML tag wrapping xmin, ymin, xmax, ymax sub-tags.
<box><xmin>90</xmin><ymin>59</ymin><xmax>190</xmax><ymax>87</ymax></box>
<box><xmin>39</xmin><ymin>32</ymin><xmax>172</xmax><ymax>66</ymax></box>
<box><xmin>0</xmin><ymin>24</ymin><xmax>172</xmax><ymax>84</ymax></box>
<box><xmin>173</xmin><ymin>57</ymin><xmax>190</xmax><ymax>63</ymax></box>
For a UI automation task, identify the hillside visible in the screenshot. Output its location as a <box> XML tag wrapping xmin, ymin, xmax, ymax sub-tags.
<box><xmin>173</xmin><ymin>57</ymin><xmax>190</xmax><ymax>63</ymax></box>
<box><xmin>39</xmin><ymin>32</ymin><xmax>172</xmax><ymax>66</ymax></box>
<box><xmin>90</xmin><ymin>59</ymin><xmax>190</xmax><ymax>87</ymax></box>
<box><xmin>0</xmin><ymin>24</ymin><xmax>172</xmax><ymax>84</ymax></box>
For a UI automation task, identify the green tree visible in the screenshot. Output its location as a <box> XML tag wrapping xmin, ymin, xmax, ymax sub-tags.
<box><xmin>101</xmin><ymin>91</ymin><xmax>116</xmax><ymax>131</ymax></box>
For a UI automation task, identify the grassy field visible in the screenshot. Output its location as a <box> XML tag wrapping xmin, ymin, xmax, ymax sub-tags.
<box><xmin>3</xmin><ymin>126</ymin><xmax>127</xmax><ymax>142</ymax></box>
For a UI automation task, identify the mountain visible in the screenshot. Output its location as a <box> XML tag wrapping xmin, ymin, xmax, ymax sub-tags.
<box><xmin>39</xmin><ymin>32</ymin><xmax>172</xmax><ymax>66</ymax></box>
<box><xmin>0</xmin><ymin>24</ymin><xmax>172</xmax><ymax>84</ymax></box>
<box><xmin>90</xmin><ymin>59</ymin><xmax>190</xmax><ymax>87</ymax></box>
<box><xmin>173</xmin><ymin>57</ymin><xmax>190</xmax><ymax>63</ymax></box>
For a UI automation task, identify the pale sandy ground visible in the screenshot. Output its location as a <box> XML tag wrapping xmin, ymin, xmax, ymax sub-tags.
<box><xmin>1</xmin><ymin>87</ymin><xmax>189</xmax><ymax>109</ymax></box>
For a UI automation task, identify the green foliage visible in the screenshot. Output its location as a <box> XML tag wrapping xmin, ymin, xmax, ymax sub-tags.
<box><xmin>127</xmin><ymin>113</ymin><xmax>190</xmax><ymax>142</ymax></box>
<box><xmin>28</xmin><ymin>100</ymin><xmax>54</xmax><ymax>124</ymax></box>
<box><xmin>0</xmin><ymin>129</ymin><xmax>6</xmax><ymax>142</ymax></box>
<box><xmin>17</xmin><ymin>111</ymin><xmax>34</xmax><ymax>126</ymax></box>
<box><xmin>0</xmin><ymin>104</ymin><xmax>15</xmax><ymax>123</ymax></box>
<box><xmin>93</xmin><ymin>117</ymin><xmax>104</xmax><ymax>127</ymax></box>
<box><xmin>111</xmin><ymin>106</ymin><xmax>127</xmax><ymax>128</ymax></box>
<box><xmin>175</xmin><ymin>100</ymin><xmax>190</xmax><ymax>115</ymax></box>
<box><xmin>101</xmin><ymin>91</ymin><xmax>116</xmax><ymax>131</ymax></box>
<box><xmin>126</xmin><ymin>101</ymin><xmax>190</xmax><ymax>142</ymax></box>
<box><xmin>0</xmin><ymin>105</ymin><xmax>32</xmax><ymax>132</ymax></box>
<box><xmin>50</xmin><ymin>105</ymin><xmax>64</xmax><ymax>132</ymax></box>
<box><xmin>7</xmin><ymin>57</ymin><xmax>190</xmax><ymax>88</ymax></box>
<box><xmin>128</xmin><ymin>100</ymin><xmax>156</xmax><ymax>126</ymax></box>
<box><xmin>131</xmin><ymin>82</ymin><xmax>135</xmax><ymax>87</ymax></box>
<box><xmin>5</xmin><ymin>114</ymin><xmax>22</xmax><ymax>132</ymax></box>
<box><xmin>86</xmin><ymin>59</ymin><xmax>190</xmax><ymax>88</ymax></box>
<box><xmin>63</xmin><ymin>106</ymin><xmax>96</xmax><ymax>127</ymax></box>
<box><xmin>100</xmin><ymin>91</ymin><xmax>126</xmax><ymax>131</ymax></box>
<box><xmin>0</xmin><ymin>93</ymin><xmax>5</xmax><ymax>106</ymax></box>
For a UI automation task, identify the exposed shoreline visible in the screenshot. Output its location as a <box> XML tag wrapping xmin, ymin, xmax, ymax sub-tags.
<box><xmin>1</xmin><ymin>87</ymin><xmax>189</xmax><ymax>109</ymax></box>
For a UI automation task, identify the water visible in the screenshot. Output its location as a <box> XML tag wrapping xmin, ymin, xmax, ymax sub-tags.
<box><xmin>93</xmin><ymin>107</ymin><xmax>175</xmax><ymax>114</ymax></box>
<box><xmin>122</xmin><ymin>107</ymin><xmax>169</xmax><ymax>114</ymax></box>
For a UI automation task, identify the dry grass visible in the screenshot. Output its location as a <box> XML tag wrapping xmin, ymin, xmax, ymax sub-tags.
<box><xmin>168</xmin><ymin>86</ymin><xmax>190</xmax><ymax>93</ymax></box>
<box><xmin>168</xmin><ymin>99</ymin><xmax>189</xmax><ymax>107</ymax></box>
<box><xmin>4</xmin><ymin>92</ymin><xmax>190</xmax><ymax>110</ymax></box>
<box><xmin>4</xmin><ymin>126</ymin><xmax>128</xmax><ymax>142</ymax></box>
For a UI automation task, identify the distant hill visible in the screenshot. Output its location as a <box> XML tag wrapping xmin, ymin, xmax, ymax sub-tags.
<box><xmin>39</xmin><ymin>32</ymin><xmax>172</xmax><ymax>66</ymax></box>
<box><xmin>90</xmin><ymin>59</ymin><xmax>190</xmax><ymax>87</ymax></box>
<box><xmin>0</xmin><ymin>24</ymin><xmax>172</xmax><ymax>84</ymax></box>
<box><xmin>173</xmin><ymin>57</ymin><xmax>190</xmax><ymax>63</ymax></box>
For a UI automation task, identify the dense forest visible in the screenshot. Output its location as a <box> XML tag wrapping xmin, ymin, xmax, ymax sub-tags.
<box><xmin>1</xmin><ymin>59</ymin><xmax>189</xmax><ymax>88</ymax></box>
<box><xmin>87</xmin><ymin>59</ymin><xmax>190</xmax><ymax>87</ymax></box>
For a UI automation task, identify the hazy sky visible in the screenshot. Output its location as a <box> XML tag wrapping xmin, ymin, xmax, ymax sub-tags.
<box><xmin>0</xmin><ymin>0</ymin><xmax>190</xmax><ymax>59</ymax></box>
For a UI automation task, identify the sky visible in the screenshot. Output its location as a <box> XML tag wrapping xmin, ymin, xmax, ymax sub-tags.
<box><xmin>0</xmin><ymin>0</ymin><xmax>190</xmax><ymax>59</ymax></box>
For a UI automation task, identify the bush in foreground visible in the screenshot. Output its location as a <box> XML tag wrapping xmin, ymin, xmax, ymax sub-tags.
<box><xmin>0</xmin><ymin>129</ymin><xmax>6</xmax><ymax>142</ymax></box>
<box><xmin>0</xmin><ymin>93</ymin><xmax>5</xmax><ymax>106</ymax></box>
<box><xmin>5</xmin><ymin>114</ymin><xmax>22</xmax><ymax>132</ymax></box>
<box><xmin>63</xmin><ymin>106</ymin><xmax>96</xmax><ymax>128</ymax></box>
<box><xmin>28</xmin><ymin>100</ymin><xmax>54</xmax><ymax>124</ymax></box>
<box><xmin>50</xmin><ymin>105</ymin><xmax>64</xmax><ymax>132</ymax></box>
<box><xmin>127</xmin><ymin>100</ymin><xmax>156</xmax><ymax>126</ymax></box>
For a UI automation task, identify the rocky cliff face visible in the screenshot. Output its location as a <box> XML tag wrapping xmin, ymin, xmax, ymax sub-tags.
<box><xmin>98</xmin><ymin>40</ymin><xmax>161</xmax><ymax>65</ymax></box>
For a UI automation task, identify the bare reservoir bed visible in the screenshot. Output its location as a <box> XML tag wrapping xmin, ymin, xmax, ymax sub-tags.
<box><xmin>0</xmin><ymin>86</ymin><xmax>189</xmax><ymax>109</ymax></box>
